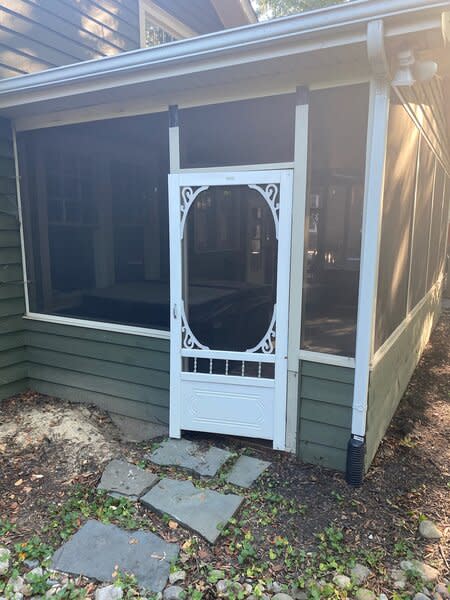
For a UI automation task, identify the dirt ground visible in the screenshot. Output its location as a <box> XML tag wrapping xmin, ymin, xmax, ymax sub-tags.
<box><xmin>0</xmin><ymin>310</ymin><xmax>449</xmax><ymax>598</ymax></box>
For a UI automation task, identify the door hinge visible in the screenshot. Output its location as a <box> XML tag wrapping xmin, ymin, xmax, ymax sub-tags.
<box><xmin>173</xmin><ymin>304</ymin><xmax>178</xmax><ymax>319</ymax></box>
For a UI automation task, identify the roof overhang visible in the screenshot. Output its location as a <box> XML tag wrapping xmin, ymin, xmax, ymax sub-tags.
<box><xmin>0</xmin><ymin>0</ymin><xmax>447</xmax><ymax>130</ymax></box>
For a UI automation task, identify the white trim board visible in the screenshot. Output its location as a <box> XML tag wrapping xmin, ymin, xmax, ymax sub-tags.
<box><xmin>23</xmin><ymin>313</ymin><xmax>171</xmax><ymax>341</ymax></box>
<box><xmin>13</xmin><ymin>77</ymin><xmax>370</xmax><ymax>133</ymax></box>
<box><xmin>298</xmin><ymin>350</ymin><xmax>356</xmax><ymax>369</ymax></box>
<box><xmin>351</xmin><ymin>77</ymin><xmax>390</xmax><ymax>439</ymax></box>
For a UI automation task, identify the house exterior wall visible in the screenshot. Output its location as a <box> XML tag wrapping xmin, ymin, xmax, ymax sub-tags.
<box><xmin>365</xmin><ymin>283</ymin><xmax>442</xmax><ymax>469</ymax></box>
<box><xmin>297</xmin><ymin>361</ymin><xmax>353</xmax><ymax>472</ymax></box>
<box><xmin>366</xmin><ymin>83</ymin><xmax>450</xmax><ymax>470</ymax></box>
<box><xmin>0</xmin><ymin>0</ymin><xmax>140</xmax><ymax>78</ymax></box>
<box><xmin>0</xmin><ymin>117</ymin><xmax>27</xmax><ymax>399</ymax></box>
<box><xmin>26</xmin><ymin>320</ymin><xmax>170</xmax><ymax>423</ymax></box>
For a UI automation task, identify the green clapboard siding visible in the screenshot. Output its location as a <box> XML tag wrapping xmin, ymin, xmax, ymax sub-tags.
<box><xmin>297</xmin><ymin>360</ymin><xmax>354</xmax><ymax>472</ymax></box>
<box><xmin>365</xmin><ymin>286</ymin><xmax>442</xmax><ymax>469</ymax></box>
<box><xmin>0</xmin><ymin>118</ymin><xmax>27</xmax><ymax>400</ymax></box>
<box><xmin>25</xmin><ymin>319</ymin><xmax>170</xmax><ymax>424</ymax></box>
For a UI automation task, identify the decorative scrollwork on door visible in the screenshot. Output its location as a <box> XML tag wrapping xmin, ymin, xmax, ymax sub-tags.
<box><xmin>180</xmin><ymin>186</ymin><xmax>210</xmax><ymax>237</ymax></box>
<box><xmin>246</xmin><ymin>305</ymin><xmax>277</xmax><ymax>354</ymax></box>
<box><xmin>248</xmin><ymin>183</ymin><xmax>280</xmax><ymax>238</ymax></box>
<box><xmin>181</xmin><ymin>302</ymin><xmax>209</xmax><ymax>351</ymax></box>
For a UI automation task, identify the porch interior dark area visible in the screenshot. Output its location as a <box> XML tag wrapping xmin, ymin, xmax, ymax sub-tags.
<box><xmin>17</xmin><ymin>84</ymin><xmax>369</xmax><ymax>357</ymax></box>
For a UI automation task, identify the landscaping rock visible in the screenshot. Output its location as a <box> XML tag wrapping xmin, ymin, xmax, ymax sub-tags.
<box><xmin>414</xmin><ymin>594</ymin><xmax>431</xmax><ymax>600</ymax></box>
<box><xmin>169</xmin><ymin>571</ymin><xmax>186</xmax><ymax>585</ymax></box>
<box><xmin>391</xmin><ymin>568</ymin><xmax>407</xmax><ymax>589</ymax></box>
<box><xmin>333</xmin><ymin>574</ymin><xmax>352</xmax><ymax>590</ymax></box>
<box><xmin>419</xmin><ymin>520</ymin><xmax>443</xmax><ymax>540</ymax></box>
<box><xmin>7</xmin><ymin>576</ymin><xmax>31</xmax><ymax>597</ymax></box>
<box><xmin>216</xmin><ymin>580</ymin><xmax>228</xmax><ymax>596</ymax></box>
<box><xmin>243</xmin><ymin>583</ymin><xmax>253</xmax><ymax>594</ymax></box>
<box><xmin>148</xmin><ymin>439</ymin><xmax>232</xmax><ymax>477</ymax></box>
<box><xmin>23</xmin><ymin>560</ymin><xmax>39</xmax><ymax>571</ymax></box>
<box><xmin>25</xmin><ymin>567</ymin><xmax>44</xmax><ymax>581</ymax></box>
<box><xmin>379</xmin><ymin>594</ymin><xmax>389</xmax><ymax>600</ymax></box>
<box><xmin>216</xmin><ymin>580</ymin><xmax>243</xmax><ymax>596</ymax></box>
<box><xmin>0</xmin><ymin>547</ymin><xmax>11</xmax><ymax>575</ymax></box>
<box><xmin>98</xmin><ymin>459</ymin><xmax>159</xmax><ymax>500</ymax></box>
<box><xmin>355</xmin><ymin>589</ymin><xmax>376</xmax><ymax>600</ymax></box>
<box><xmin>225</xmin><ymin>455</ymin><xmax>270</xmax><ymax>488</ymax></box>
<box><xmin>163</xmin><ymin>586</ymin><xmax>184</xmax><ymax>600</ymax></box>
<box><xmin>51</xmin><ymin>520</ymin><xmax>179</xmax><ymax>592</ymax></box>
<box><xmin>351</xmin><ymin>564</ymin><xmax>372</xmax><ymax>585</ymax></box>
<box><xmin>272</xmin><ymin>594</ymin><xmax>294</xmax><ymax>600</ymax></box>
<box><xmin>95</xmin><ymin>585</ymin><xmax>123</xmax><ymax>600</ymax></box>
<box><xmin>141</xmin><ymin>478</ymin><xmax>243</xmax><ymax>543</ymax></box>
<box><xmin>292</xmin><ymin>591</ymin><xmax>308</xmax><ymax>600</ymax></box>
<box><xmin>435</xmin><ymin>583</ymin><xmax>450</xmax><ymax>599</ymax></box>
<box><xmin>401</xmin><ymin>560</ymin><xmax>440</xmax><ymax>583</ymax></box>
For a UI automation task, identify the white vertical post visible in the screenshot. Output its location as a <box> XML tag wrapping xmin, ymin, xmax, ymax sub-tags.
<box><xmin>351</xmin><ymin>78</ymin><xmax>390</xmax><ymax>439</ymax></box>
<box><xmin>12</xmin><ymin>126</ymin><xmax>30</xmax><ymax>315</ymax></box>
<box><xmin>285</xmin><ymin>87</ymin><xmax>309</xmax><ymax>452</ymax></box>
<box><xmin>169</xmin><ymin>105</ymin><xmax>180</xmax><ymax>172</ymax></box>
<box><xmin>168</xmin><ymin>105</ymin><xmax>182</xmax><ymax>438</ymax></box>
<box><xmin>169</xmin><ymin>173</ymin><xmax>182</xmax><ymax>438</ymax></box>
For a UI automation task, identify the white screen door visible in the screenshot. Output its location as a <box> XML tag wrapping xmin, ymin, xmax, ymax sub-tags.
<box><xmin>169</xmin><ymin>170</ymin><xmax>293</xmax><ymax>449</ymax></box>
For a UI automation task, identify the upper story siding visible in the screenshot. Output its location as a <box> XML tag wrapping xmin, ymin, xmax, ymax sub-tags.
<box><xmin>0</xmin><ymin>0</ymin><xmax>142</xmax><ymax>78</ymax></box>
<box><xmin>0</xmin><ymin>0</ymin><xmax>245</xmax><ymax>79</ymax></box>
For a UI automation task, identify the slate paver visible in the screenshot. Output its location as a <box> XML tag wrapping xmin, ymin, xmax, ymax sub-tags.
<box><xmin>225</xmin><ymin>455</ymin><xmax>270</xmax><ymax>488</ymax></box>
<box><xmin>147</xmin><ymin>438</ymin><xmax>232</xmax><ymax>477</ymax></box>
<box><xmin>140</xmin><ymin>478</ymin><xmax>243</xmax><ymax>543</ymax></box>
<box><xmin>51</xmin><ymin>520</ymin><xmax>178</xmax><ymax>592</ymax></box>
<box><xmin>98</xmin><ymin>459</ymin><xmax>159</xmax><ymax>500</ymax></box>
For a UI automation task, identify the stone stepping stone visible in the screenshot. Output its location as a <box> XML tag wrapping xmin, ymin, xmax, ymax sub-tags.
<box><xmin>98</xmin><ymin>459</ymin><xmax>159</xmax><ymax>501</ymax></box>
<box><xmin>51</xmin><ymin>520</ymin><xmax>178</xmax><ymax>593</ymax></box>
<box><xmin>141</xmin><ymin>478</ymin><xmax>243</xmax><ymax>543</ymax></box>
<box><xmin>225</xmin><ymin>455</ymin><xmax>270</xmax><ymax>488</ymax></box>
<box><xmin>148</xmin><ymin>438</ymin><xmax>232</xmax><ymax>477</ymax></box>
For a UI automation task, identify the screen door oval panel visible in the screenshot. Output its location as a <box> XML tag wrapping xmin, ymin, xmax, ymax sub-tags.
<box><xmin>169</xmin><ymin>171</ymin><xmax>293</xmax><ymax>449</ymax></box>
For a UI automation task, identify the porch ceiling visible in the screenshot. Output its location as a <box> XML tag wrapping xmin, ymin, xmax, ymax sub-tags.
<box><xmin>0</xmin><ymin>0</ymin><xmax>446</xmax><ymax>129</ymax></box>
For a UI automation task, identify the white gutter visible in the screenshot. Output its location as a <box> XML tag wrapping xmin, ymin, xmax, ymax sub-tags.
<box><xmin>0</xmin><ymin>0</ymin><xmax>445</xmax><ymax>110</ymax></box>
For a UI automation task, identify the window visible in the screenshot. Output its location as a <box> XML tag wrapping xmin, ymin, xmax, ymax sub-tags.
<box><xmin>139</xmin><ymin>0</ymin><xmax>197</xmax><ymax>47</ymax></box>
<box><xmin>300</xmin><ymin>84</ymin><xmax>370</xmax><ymax>357</ymax></box>
<box><xmin>18</xmin><ymin>112</ymin><xmax>171</xmax><ymax>331</ymax></box>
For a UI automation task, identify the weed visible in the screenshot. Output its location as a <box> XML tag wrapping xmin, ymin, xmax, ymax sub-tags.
<box><xmin>14</xmin><ymin>536</ymin><xmax>54</xmax><ymax>563</ymax></box>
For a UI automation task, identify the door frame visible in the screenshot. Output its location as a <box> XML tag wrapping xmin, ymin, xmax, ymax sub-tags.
<box><xmin>168</xmin><ymin>169</ymin><xmax>293</xmax><ymax>450</ymax></box>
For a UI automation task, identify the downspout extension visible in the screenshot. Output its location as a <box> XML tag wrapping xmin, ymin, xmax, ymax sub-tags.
<box><xmin>346</xmin><ymin>20</ymin><xmax>390</xmax><ymax>487</ymax></box>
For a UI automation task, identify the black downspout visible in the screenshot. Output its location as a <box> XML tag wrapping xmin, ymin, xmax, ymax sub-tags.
<box><xmin>345</xmin><ymin>435</ymin><xmax>366</xmax><ymax>487</ymax></box>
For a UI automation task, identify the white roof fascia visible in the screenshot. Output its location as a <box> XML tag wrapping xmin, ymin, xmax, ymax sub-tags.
<box><xmin>0</xmin><ymin>0</ymin><xmax>445</xmax><ymax>111</ymax></box>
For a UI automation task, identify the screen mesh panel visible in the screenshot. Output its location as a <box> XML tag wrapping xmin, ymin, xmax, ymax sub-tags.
<box><xmin>375</xmin><ymin>103</ymin><xmax>419</xmax><ymax>350</ymax></box>
<box><xmin>18</xmin><ymin>113</ymin><xmax>171</xmax><ymax>330</ymax></box>
<box><xmin>300</xmin><ymin>83</ymin><xmax>369</xmax><ymax>357</ymax></box>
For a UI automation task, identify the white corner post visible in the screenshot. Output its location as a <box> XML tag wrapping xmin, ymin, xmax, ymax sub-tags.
<box><xmin>285</xmin><ymin>86</ymin><xmax>309</xmax><ymax>452</ymax></box>
<box><xmin>168</xmin><ymin>105</ymin><xmax>182</xmax><ymax>438</ymax></box>
<box><xmin>348</xmin><ymin>20</ymin><xmax>391</xmax><ymax>484</ymax></box>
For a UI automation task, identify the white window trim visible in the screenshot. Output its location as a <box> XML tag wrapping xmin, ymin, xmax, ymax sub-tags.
<box><xmin>139</xmin><ymin>0</ymin><xmax>198</xmax><ymax>47</ymax></box>
<box><xmin>23</xmin><ymin>313</ymin><xmax>170</xmax><ymax>340</ymax></box>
